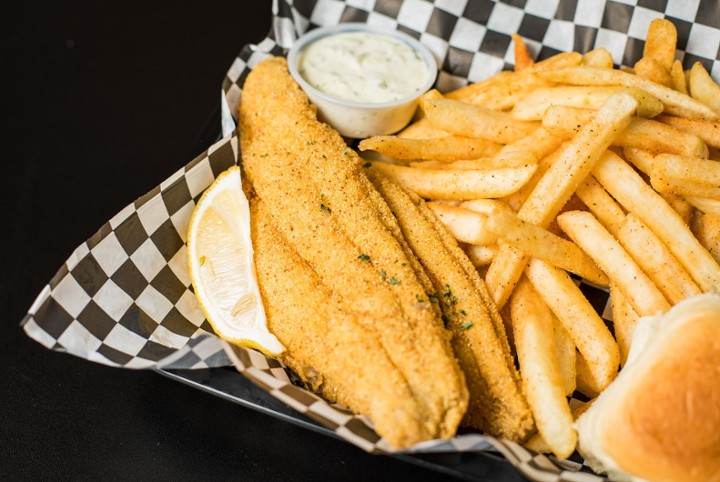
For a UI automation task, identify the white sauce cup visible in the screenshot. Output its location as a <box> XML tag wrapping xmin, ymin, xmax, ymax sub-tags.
<box><xmin>287</xmin><ymin>23</ymin><xmax>438</xmax><ymax>139</ymax></box>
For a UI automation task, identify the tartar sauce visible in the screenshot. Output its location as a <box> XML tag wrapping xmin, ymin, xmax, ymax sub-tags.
<box><xmin>298</xmin><ymin>31</ymin><xmax>429</xmax><ymax>104</ymax></box>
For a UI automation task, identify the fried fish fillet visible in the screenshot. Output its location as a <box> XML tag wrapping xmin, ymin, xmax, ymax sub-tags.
<box><xmin>240</xmin><ymin>57</ymin><xmax>468</xmax><ymax>447</ymax></box>
<box><xmin>366</xmin><ymin>169</ymin><xmax>534</xmax><ymax>442</ymax></box>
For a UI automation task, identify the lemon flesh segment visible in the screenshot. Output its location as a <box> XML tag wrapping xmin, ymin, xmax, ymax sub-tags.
<box><xmin>188</xmin><ymin>166</ymin><xmax>284</xmax><ymax>356</ymax></box>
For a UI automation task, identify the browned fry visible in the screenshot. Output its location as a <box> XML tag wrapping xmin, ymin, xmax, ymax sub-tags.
<box><xmin>644</xmin><ymin>18</ymin><xmax>677</xmax><ymax>71</ymax></box>
<box><xmin>670</xmin><ymin>60</ymin><xmax>688</xmax><ymax>94</ymax></box>
<box><xmin>633</xmin><ymin>57</ymin><xmax>673</xmax><ymax>87</ymax></box>
<box><xmin>616</xmin><ymin>214</ymin><xmax>701</xmax><ymax>305</ymax></box>
<box><xmin>445</xmin><ymin>71</ymin><xmax>550</xmax><ymax>110</ymax></box>
<box><xmin>423</xmin><ymin>98</ymin><xmax>538</xmax><ymax>144</ymax></box>
<box><xmin>358</xmin><ymin>135</ymin><xmax>501</xmax><ymax>161</ymax></box>
<box><xmin>557</xmin><ymin>210</ymin><xmax>671</xmax><ymax>316</ymax></box>
<box><xmin>409</xmin><ymin>150</ymin><xmax>536</xmax><ymax>170</ymax></box>
<box><xmin>542</xmin><ymin>105</ymin><xmax>709</xmax><ymax>158</ymax></box>
<box><xmin>512</xmin><ymin>34</ymin><xmax>535</xmax><ymax>71</ymax></box>
<box><xmin>486</xmin><ymin>93</ymin><xmax>638</xmax><ymax>307</ymax></box>
<box><xmin>593</xmin><ymin>150</ymin><xmax>720</xmax><ymax>292</ymax></box>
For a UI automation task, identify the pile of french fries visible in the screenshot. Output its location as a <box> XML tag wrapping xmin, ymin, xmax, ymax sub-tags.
<box><xmin>359</xmin><ymin>19</ymin><xmax>720</xmax><ymax>458</ymax></box>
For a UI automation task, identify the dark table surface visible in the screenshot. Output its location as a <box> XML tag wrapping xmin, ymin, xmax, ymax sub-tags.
<box><xmin>1</xmin><ymin>2</ymin><xmax>524</xmax><ymax>481</ymax></box>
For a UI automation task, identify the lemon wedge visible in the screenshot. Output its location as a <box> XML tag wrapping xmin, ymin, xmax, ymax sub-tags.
<box><xmin>187</xmin><ymin>165</ymin><xmax>284</xmax><ymax>356</ymax></box>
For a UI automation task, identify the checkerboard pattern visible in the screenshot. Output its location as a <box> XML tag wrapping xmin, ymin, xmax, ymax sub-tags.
<box><xmin>23</xmin><ymin>134</ymin><xmax>239</xmax><ymax>369</ymax></box>
<box><xmin>25</xmin><ymin>0</ymin><xmax>720</xmax><ymax>480</ymax></box>
<box><xmin>223</xmin><ymin>0</ymin><xmax>720</xmax><ymax>126</ymax></box>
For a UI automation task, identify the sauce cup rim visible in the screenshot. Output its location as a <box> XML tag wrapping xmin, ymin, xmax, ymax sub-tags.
<box><xmin>286</xmin><ymin>22</ymin><xmax>439</xmax><ymax>109</ymax></box>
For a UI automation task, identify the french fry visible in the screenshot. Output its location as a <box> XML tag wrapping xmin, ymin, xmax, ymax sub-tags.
<box><xmin>692</xmin><ymin>212</ymin><xmax>720</xmax><ymax>264</ymax></box>
<box><xmin>525</xmin><ymin>258</ymin><xmax>619</xmax><ymax>395</ymax></box>
<box><xmin>621</xmin><ymin>146</ymin><xmax>654</xmax><ymax>174</ymax></box>
<box><xmin>609</xmin><ymin>282</ymin><xmax>639</xmax><ymax>367</ymax></box>
<box><xmin>660</xmin><ymin>192</ymin><xmax>695</xmax><ymax>225</ymax></box>
<box><xmin>670</xmin><ymin>60</ymin><xmax>688</xmax><ymax>94</ymax></box>
<box><xmin>685</xmin><ymin>196</ymin><xmax>720</xmax><ymax>217</ymax></box>
<box><xmin>496</xmin><ymin>127</ymin><xmax>563</xmax><ymax>160</ymax></box>
<box><xmin>542</xmin><ymin>105</ymin><xmax>709</xmax><ymax>158</ymax></box>
<box><xmin>486</xmin><ymin>93</ymin><xmax>638</xmax><ymax>307</ymax></box>
<box><xmin>633</xmin><ymin>57</ymin><xmax>672</xmax><ymax>87</ymax></box>
<box><xmin>592</xmin><ymin>150</ymin><xmax>720</xmax><ymax>292</ymax></box>
<box><xmin>410</xmin><ymin>150</ymin><xmax>536</xmax><ymax>170</ymax></box>
<box><xmin>525</xmin><ymin>401</ymin><xmax>592</xmax><ymax>454</ymax></box>
<box><xmin>575</xmin><ymin>175</ymin><xmax>626</xmax><ymax>236</ymax></box>
<box><xmin>651</xmin><ymin>153</ymin><xmax>720</xmax><ymax>199</ymax></box>
<box><xmin>657</xmin><ymin>115</ymin><xmax>720</xmax><ymax>149</ymax></box>
<box><xmin>445</xmin><ymin>52</ymin><xmax>582</xmax><ymax>109</ymax></box>
<box><xmin>539</xmin><ymin>66</ymin><xmax>719</xmax><ymax>120</ymax></box>
<box><xmin>512</xmin><ymin>86</ymin><xmax>663</xmax><ymax>120</ymax></box>
<box><xmin>397</xmin><ymin>117</ymin><xmax>449</xmax><ymax>139</ymax></box>
<box><xmin>575</xmin><ymin>351</ymin><xmax>601</xmax><ymax>399</ymax></box>
<box><xmin>616</xmin><ymin>214</ymin><xmax>701</xmax><ymax>305</ymax></box>
<box><xmin>423</xmin><ymin>98</ymin><xmax>538</xmax><ymax>144</ymax></box>
<box><xmin>512</xmin><ymin>34</ymin><xmax>535</xmax><ymax>71</ymax></box>
<box><xmin>486</xmin><ymin>204</ymin><xmax>608</xmax><ymax>286</ymax></box>
<box><xmin>643</xmin><ymin>18</ymin><xmax>677</xmax><ymax>71</ymax></box>
<box><xmin>581</xmin><ymin>48</ymin><xmax>614</xmax><ymax>69</ymax></box>
<box><xmin>553</xmin><ymin>314</ymin><xmax>577</xmax><ymax>397</ymax></box>
<box><xmin>425</xmin><ymin>202</ymin><xmax>497</xmax><ymax>245</ymax></box>
<box><xmin>510</xmin><ymin>277</ymin><xmax>576</xmax><ymax>459</ymax></box>
<box><xmin>557</xmin><ymin>210</ymin><xmax>670</xmax><ymax>316</ymax></box>
<box><xmin>358</xmin><ymin>135</ymin><xmax>502</xmax><ymax>161</ymax></box>
<box><xmin>370</xmin><ymin>161</ymin><xmax>537</xmax><ymax>200</ymax></box>
<box><xmin>464</xmin><ymin>244</ymin><xmax>496</xmax><ymax>267</ymax></box>
<box><xmin>689</xmin><ymin>61</ymin><xmax>720</xmax><ymax>115</ymax></box>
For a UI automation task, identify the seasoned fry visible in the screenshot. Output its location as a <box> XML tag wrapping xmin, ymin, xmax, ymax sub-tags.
<box><xmin>486</xmin><ymin>204</ymin><xmax>608</xmax><ymax>286</ymax></box>
<box><xmin>425</xmin><ymin>202</ymin><xmax>497</xmax><ymax>245</ymax></box>
<box><xmin>575</xmin><ymin>175</ymin><xmax>626</xmax><ymax>236</ymax></box>
<box><xmin>496</xmin><ymin>127</ymin><xmax>563</xmax><ymax>160</ymax></box>
<box><xmin>486</xmin><ymin>93</ymin><xmax>638</xmax><ymax>307</ymax></box>
<box><xmin>651</xmin><ymin>153</ymin><xmax>720</xmax><ymax>199</ymax></box>
<box><xmin>581</xmin><ymin>48</ymin><xmax>613</xmax><ymax>69</ymax></box>
<box><xmin>397</xmin><ymin>117</ymin><xmax>449</xmax><ymax>139</ymax></box>
<box><xmin>525</xmin><ymin>259</ymin><xmax>619</xmax><ymax>395</ymax></box>
<box><xmin>542</xmin><ymin>105</ymin><xmax>709</xmax><ymax>157</ymax></box>
<box><xmin>464</xmin><ymin>244</ymin><xmax>496</xmax><ymax>267</ymax></box>
<box><xmin>539</xmin><ymin>66</ymin><xmax>719</xmax><ymax>120</ymax></box>
<box><xmin>513</xmin><ymin>86</ymin><xmax>663</xmax><ymax>120</ymax></box>
<box><xmin>446</xmin><ymin>71</ymin><xmax>553</xmax><ymax>110</ymax></box>
<box><xmin>609</xmin><ymin>282</ymin><xmax>639</xmax><ymax>367</ymax></box>
<box><xmin>510</xmin><ymin>278</ymin><xmax>576</xmax><ymax>459</ymax></box>
<box><xmin>657</xmin><ymin>114</ymin><xmax>720</xmax><ymax>149</ymax></box>
<box><xmin>592</xmin><ymin>150</ymin><xmax>720</xmax><ymax>292</ymax></box>
<box><xmin>616</xmin><ymin>214</ymin><xmax>701</xmax><ymax>305</ymax></box>
<box><xmin>552</xmin><ymin>314</ymin><xmax>576</xmax><ymax>397</ymax></box>
<box><xmin>670</xmin><ymin>60</ymin><xmax>688</xmax><ymax>94</ymax></box>
<box><xmin>692</xmin><ymin>212</ymin><xmax>720</xmax><ymax>264</ymax></box>
<box><xmin>689</xmin><ymin>61</ymin><xmax>720</xmax><ymax>115</ymax></box>
<box><xmin>410</xmin><ymin>150</ymin><xmax>536</xmax><ymax>170</ymax></box>
<box><xmin>423</xmin><ymin>98</ymin><xmax>538</xmax><ymax>144</ymax></box>
<box><xmin>633</xmin><ymin>57</ymin><xmax>672</xmax><ymax>87</ymax></box>
<box><xmin>358</xmin><ymin>135</ymin><xmax>501</xmax><ymax>161</ymax></box>
<box><xmin>643</xmin><ymin>18</ymin><xmax>677</xmax><ymax>71</ymax></box>
<box><xmin>369</xmin><ymin>161</ymin><xmax>537</xmax><ymax>200</ymax></box>
<box><xmin>557</xmin><ymin>210</ymin><xmax>670</xmax><ymax>316</ymax></box>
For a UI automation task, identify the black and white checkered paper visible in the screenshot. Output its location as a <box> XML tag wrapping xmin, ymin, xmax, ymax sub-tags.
<box><xmin>24</xmin><ymin>0</ymin><xmax>720</xmax><ymax>480</ymax></box>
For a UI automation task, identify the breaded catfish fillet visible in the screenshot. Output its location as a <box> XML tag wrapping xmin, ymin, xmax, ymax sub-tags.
<box><xmin>251</xmin><ymin>199</ymin><xmax>432</xmax><ymax>447</ymax></box>
<box><xmin>366</xmin><ymin>169</ymin><xmax>534</xmax><ymax>442</ymax></box>
<box><xmin>240</xmin><ymin>57</ymin><xmax>468</xmax><ymax>447</ymax></box>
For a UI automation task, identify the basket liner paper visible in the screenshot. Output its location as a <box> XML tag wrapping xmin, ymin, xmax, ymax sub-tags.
<box><xmin>23</xmin><ymin>0</ymin><xmax>720</xmax><ymax>480</ymax></box>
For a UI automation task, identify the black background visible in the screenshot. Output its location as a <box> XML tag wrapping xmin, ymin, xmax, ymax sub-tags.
<box><xmin>1</xmin><ymin>1</ymin><xmax>517</xmax><ymax>480</ymax></box>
